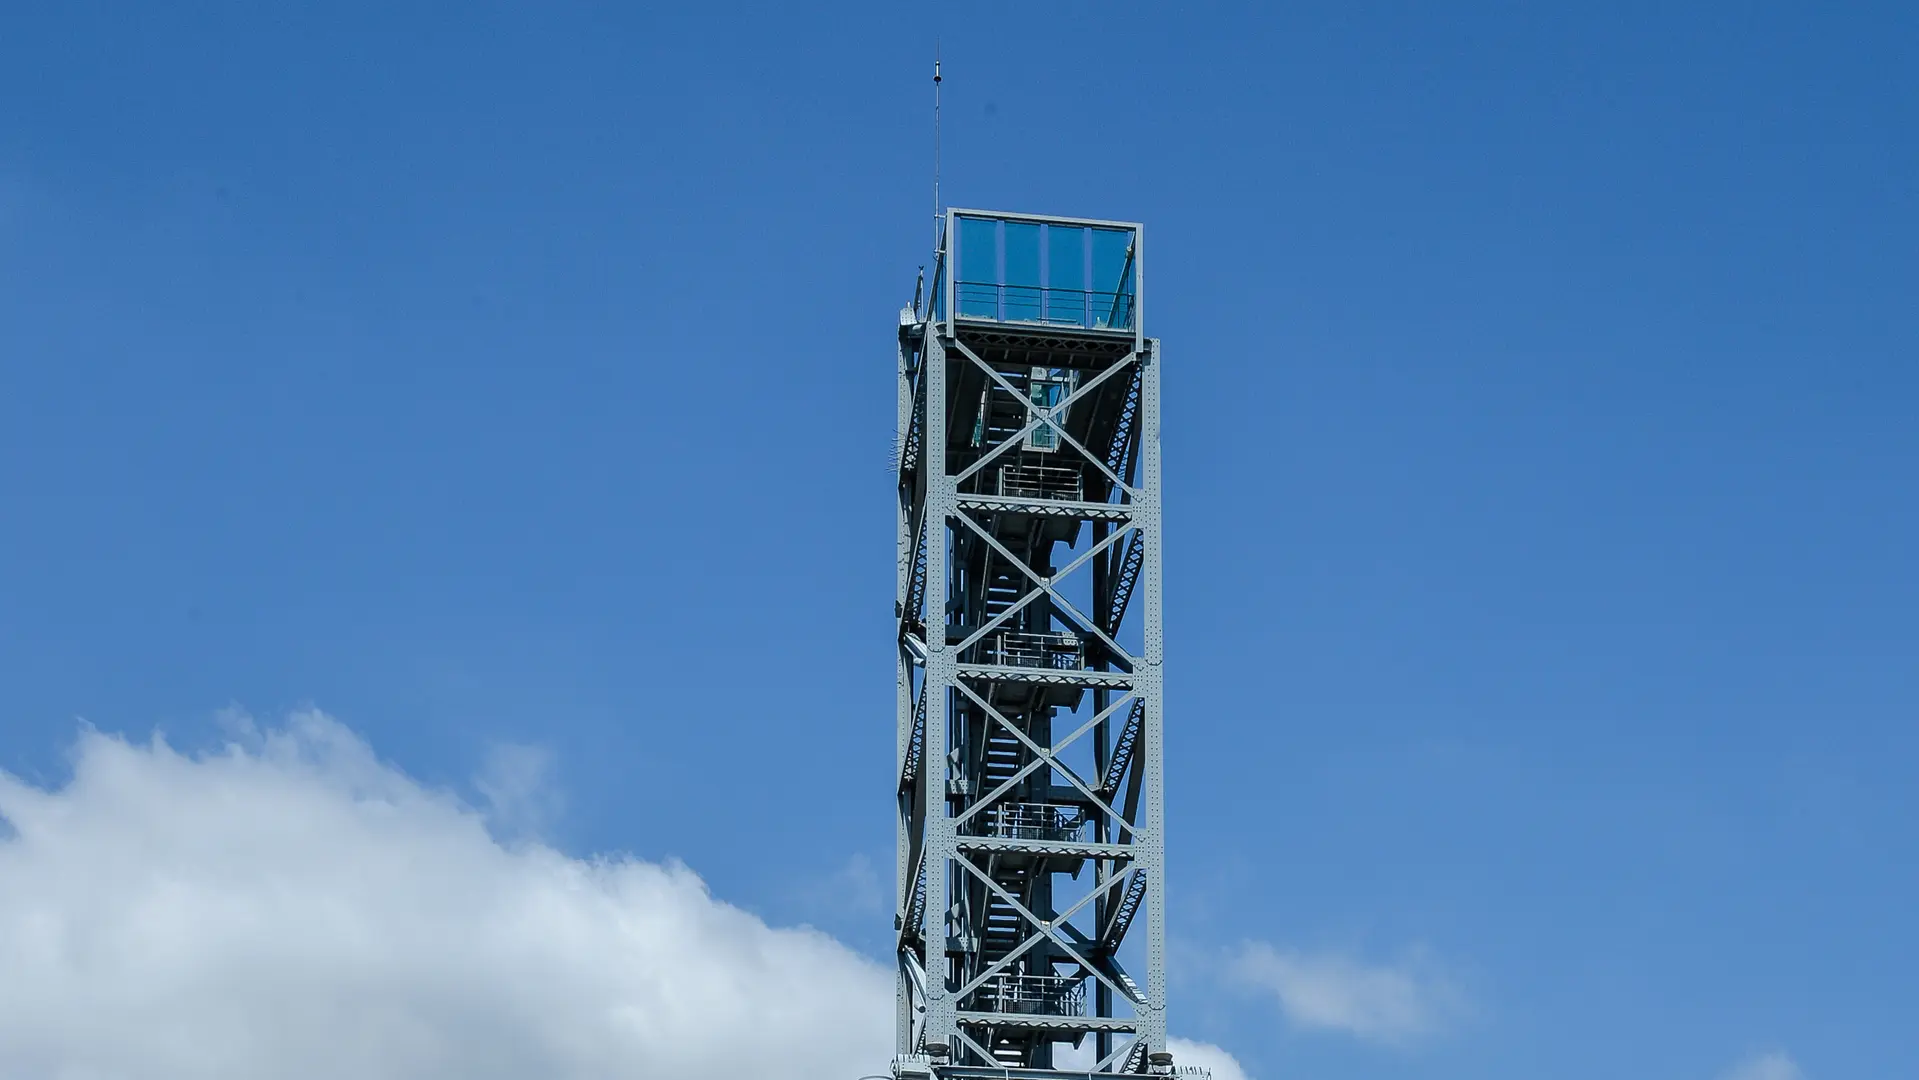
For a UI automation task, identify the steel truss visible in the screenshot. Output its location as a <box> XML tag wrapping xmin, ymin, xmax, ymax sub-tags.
<box><xmin>895</xmin><ymin>210</ymin><xmax>1168</xmax><ymax>1078</ymax></box>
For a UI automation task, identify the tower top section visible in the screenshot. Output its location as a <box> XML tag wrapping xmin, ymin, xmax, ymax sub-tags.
<box><xmin>932</xmin><ymin>209</ymin><xmax>1143</xmax><ymax>345</ymax></box>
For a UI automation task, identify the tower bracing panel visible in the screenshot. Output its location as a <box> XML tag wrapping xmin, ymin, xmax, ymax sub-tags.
<box><xmin>895</xmin><ymin>210</ymin><xmax>1172</xmax><ymax>1079</ymax></box>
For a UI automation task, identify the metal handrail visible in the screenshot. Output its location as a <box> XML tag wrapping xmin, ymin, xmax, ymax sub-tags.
<box><xmin>969</xmin><ymin>801</ymin><xmax>1088</xmax><ymax>842</ymax></box>
<box><xmin>954</xmin><ymin>281</ymin><xmax>1136</xmax><ymax>330</ymax></box>
<box><xmin>983</xmin><ymin>630</ymin><xmax>1083</xmax><ymax>670</ymax></box>
<box><xmin>997</xmin><ymin>463</ymin><xmax>1083</xmax><ymax>502</ymax></box>
<box><xmin>974</xmin><ymin>973</ymin><xmax>1087</xmax><ymax>1016</ymax></box>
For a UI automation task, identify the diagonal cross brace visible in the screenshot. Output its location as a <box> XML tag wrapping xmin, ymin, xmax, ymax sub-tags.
<box><xmin>954</xmin><ymin>680</ymin><xmax>1132</xmax><ymax>831</ymax></box>
<box><xmin>950</xmin><ymin>859</ymin><xmax>1137</xmax><ymax>1004</ymax></box>
<box><xmin>946</xmin><ymin>337</ymin><xmax>1134</xmax><ymax>471</ymax></box>
<box><xmin>950</xmin><ymin>688</ymin><xmax>1137</xmax><ymax>830</ymax></box>
<box><xmin>952</xmin><ymin>1028</ymin><xmax>999</xmax><ymax>1066</ymax></box>
<box><xmin>953</xmin><ymin>855</ymin><xmax>1143</xmax><ymax>1008</ymax></box>
<box><xmin>954</xmin><ymin>511</ymin><xmax>1135</xmax><ymax>666</ymax></box>
<box><xmin>948</xmin><ymin>339</ymin><xmax>1139</xmax><ymax>497</ymax></box>
<box><xmin>951</xmin><ymin>341</ymin><xmax>1137</xmax><ymax>498</ymax></box>
<box><xmin>951</xmin><ymin>573</ymin><xmax>1048</xmax><ymax>656</ymax></box>
<box><xmin>952</xmin><ymin>517</ymin><xmax>1137</xmax><ymax>656</ymax></box>
<box><xmin>1094</xmin><ymin>1035</ymin><xmax>1139</xmax><ymax>1073</ymax></box>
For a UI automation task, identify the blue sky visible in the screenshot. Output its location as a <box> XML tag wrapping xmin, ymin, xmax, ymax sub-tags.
<box><xmin>1</xmin><ymin>4</ymin><xmax>1915</xmax><ymax>1078</ymax></box>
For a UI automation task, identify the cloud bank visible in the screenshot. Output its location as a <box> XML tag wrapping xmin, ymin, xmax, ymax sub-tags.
<box><xmin>0</xmin><ymin>711</ymin><xmax>1247</xmax><ymax>1080</ymax></box>
<box><xmin>0</xmin><ymin>711</ymin><xmax>887</xmax><ymax>1079</ymax></box>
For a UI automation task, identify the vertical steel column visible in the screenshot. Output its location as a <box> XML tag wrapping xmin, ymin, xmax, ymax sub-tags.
<box><xmin>920</xmin><ymin>328</ymin><xmax>957</xmax><ymax>1052</ymax></box>
<box><xmin>1137</xmin><ymin>337</ymin><xmax>1166</xmax><ymax>1057</ymax></box>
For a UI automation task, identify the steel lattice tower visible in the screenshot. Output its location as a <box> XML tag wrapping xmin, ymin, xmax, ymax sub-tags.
<box><xmin>894</xmin><ymin>210</ymin><xmax>1172</xmax><ymax>1078</ymax></box>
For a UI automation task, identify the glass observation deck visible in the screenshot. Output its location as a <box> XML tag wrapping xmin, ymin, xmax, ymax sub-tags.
<box><xmin>931</xmin><ymin>209</ymin><xmax>1140</xmax><ymax>333</ymax></box>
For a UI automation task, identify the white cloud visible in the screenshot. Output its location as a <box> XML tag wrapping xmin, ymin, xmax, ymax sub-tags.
<box><xmin>0</xmin><ymin>711</ymin><xmax>886</xmax><ymax>1080</ymax></box>
<box><xmin>1721</xmin><ymin>1051</ymin><xmax>1803</xmax><ymax>1080</ymax></box>
<box><xmin>1229</xmin><ymin>942</ymin><xmax>1463</xmax><ymax>1043</ymax></box>
<box><xmin>0</xmin><ymin>710</ymin><xmax>1246</xmax><ymax>1080</ymax></box>
<box><xmin>1168</xmin><ymin>1037</ymin><xmax>1252</xmax><ymax>1080</ymax></box>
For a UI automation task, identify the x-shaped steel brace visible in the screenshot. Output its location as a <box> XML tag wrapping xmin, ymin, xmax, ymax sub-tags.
<box><xmin>951</xmin><ymin>515</ymin><xmax>1138</xmax><ymax>657</ymax></box>
<box><xmin>956</xmin><ymin>679</ymin><xmax>1133</xmax><ymax>829</ymax></box>
<box><xmin>949</xmin><ymin>338</ymin><xmax>1137</xmax><ymax>496</ymax></box>
<box><xmin>948</xmin><ymin>339</ymin><xmax>1140</xmax><ymax>498</ymax></box>
<box><xmin>950</xmin><ymin>685</ymin><xmax>1137</xmax><ymax>831</ymax></box>
<box><xmin>953</xmin><ymin>511</ymin><xmax>1136</xmax><ymax>666</ymax></box>
<box><xmin>953</xmin><ymin>854</ymin><xmax>1143</xmax><ymax>1007</ymax></box>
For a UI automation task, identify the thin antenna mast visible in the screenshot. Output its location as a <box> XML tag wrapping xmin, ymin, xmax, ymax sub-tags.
<box><xmin>933</xmin><ymin>47</ymin><xmax>942</xmax><ymax>255</ymax></box>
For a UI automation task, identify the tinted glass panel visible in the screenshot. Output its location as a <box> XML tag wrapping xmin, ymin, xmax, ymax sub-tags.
<box><xmin>1002</xmin><ymin>222</ymin><xmax>1041</xmax><ymax>321</ymax></box>
<box><xmin>1046</xmin><ymin>226</ymin><xmax>1085</xmax><ymax>290</ymax></box>
<box><xmin>1045</xmin><ymin>226</ymin><xmax>1086</xmax><ymax>326</ymax></box>
<box><xmin>958</xmin><ymin>217</ymin><xmax>998</xmax><ymax>317</ymax></box>
<box><xmin>1004</xmin><ymin>223</ymin><xmax>1040</xmax><ymax>286</ymax></box>
<box><xmin>1090</xmin><ymin>228</ymin><xmax>1135</xmax><ymax>329</ymax></box>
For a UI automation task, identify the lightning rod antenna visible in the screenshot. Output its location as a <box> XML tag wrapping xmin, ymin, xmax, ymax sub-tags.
<box><xmin>933</xmin><ymin>47</ymin><xmax>942</xmax><ymax>257</ymax></box>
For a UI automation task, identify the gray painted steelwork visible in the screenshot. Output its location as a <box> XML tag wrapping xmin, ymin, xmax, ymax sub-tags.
<box><xmin>893</xmin><ymin>209</ymin><xmax>1174</xmax><ymax>1078</ymax></box>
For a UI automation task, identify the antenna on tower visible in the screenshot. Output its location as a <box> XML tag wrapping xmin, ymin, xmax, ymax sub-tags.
<box><xmin>933</xmin><ymin>46</ymin><xmax>942</xmax><ymax>256</ymax></box>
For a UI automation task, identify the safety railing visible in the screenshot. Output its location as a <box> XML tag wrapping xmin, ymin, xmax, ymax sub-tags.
<box><xmin>973</xmin><ymin>973</ymin><xmax>1087</xmax><ymax>1017</ymax></box>
<box><xmin>996</xmin><ymin>463</ymin><xmax>1083</xmax><ymax>502</ymax></box>
<box><xmin>982</xmin><ymin>630</ymin><xmax>1083</xmax><ymax>671</ymax></box>
<box><xmin>969</xmin><ymin>802</ymin><xmax>1088</xmax><ymax>843</ymax></box>
<box><xmin>955</xmin><ymin>282</ymin><xmax>1136</xmax><ymax>331</ymax></box>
